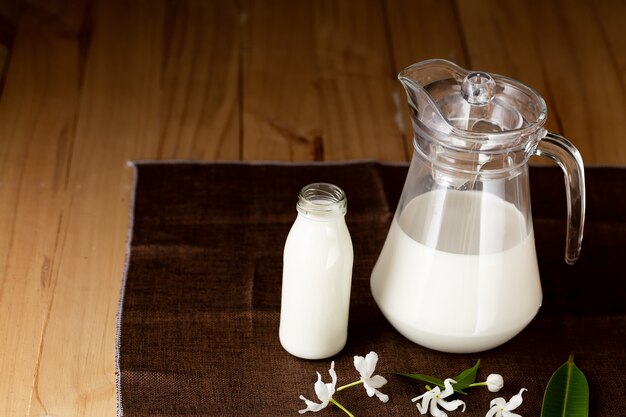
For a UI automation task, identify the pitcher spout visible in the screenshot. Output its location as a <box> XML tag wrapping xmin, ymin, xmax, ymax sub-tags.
<box><xmin>397</xmin><ymin>59</ymin><xmax>464</xmax><ymax>137</ymax></box>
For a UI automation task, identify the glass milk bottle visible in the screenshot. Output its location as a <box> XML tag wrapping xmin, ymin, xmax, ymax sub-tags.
<box><xmin>279</xmin><ymin>183</ymin><xmax>354</xmax><ymax>360</ymax></box>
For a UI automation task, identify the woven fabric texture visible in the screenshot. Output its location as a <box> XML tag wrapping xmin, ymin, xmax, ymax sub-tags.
<box><xmin>118</xmin><ymin>162</ymin><xmax>626</xmax><ymax>416</ymax></box>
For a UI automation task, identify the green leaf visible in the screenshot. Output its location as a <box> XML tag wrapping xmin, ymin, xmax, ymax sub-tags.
<box><xmin>452</xmin><ymin>359</ymin><xmax>481</xmax><ymax>391</ymax></box>
<box><xmin>541</xmin><ymin>355</ymin><xmax>589</xmax><ymax>417</ymax></box>
<box><xmin>395</xmin><ymin>373</ymin><xmax>445</xmax><ymax>389</ymax></box>
<box><xmin>395</xmin><ymin>360</ymin><xmax>481</xmax><ymax>395</ymax></box>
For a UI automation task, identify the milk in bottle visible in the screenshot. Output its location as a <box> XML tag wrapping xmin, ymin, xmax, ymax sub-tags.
<box><xmin>279</xmin><ymin>183</ymin><xmax>353</xmax><ymax>359</ymax></box>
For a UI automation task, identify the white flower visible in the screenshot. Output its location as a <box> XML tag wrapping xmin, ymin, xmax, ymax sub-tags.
<box><xmin>486</xmin><ymin>374</ymin><xmax>504</xmax><ymax>392</ymax></box>
<box><xmin>412</xmin><ymin>378</ymin><xmax>466</xmax><ymax>417</ymax></box>
<box><xmin>353</xmin><ymin>351</ymin><xmax>389</xmax><ymax>403</ymax></box>
<box><xmin>299</xmin><ymin>361</ymin><xmax>337</xmax><ymax>414</ymax></box>
<box><xmin>486</xmin><ymin>388</ymin><xmax>527</xmax><ymax>417</ymax></box>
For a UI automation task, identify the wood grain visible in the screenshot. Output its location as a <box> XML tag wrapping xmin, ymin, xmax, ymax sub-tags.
<box><xmin>0</xmin><ymin>0</ymin><xmax>239</xmax><ymax>415</ymax></box>
<box><xmin>0</xmin><ymin>0</ymin><xmax>624</xmax><ymax>415</ymax></box>
<box><xmin>156</xmin><ymin>1</ymin><xmax>240</xmax><ymax>160</ymax></box>
<box><xmin>385</xmin><ymin>0</ymin><xmax>467</xmax><ymax>153</ymax></box>
<box><xmin>243</xmin><ymin>0</ymin><xmax>406</xmax><ymax>161</ymax></box>
<box><xmin>313</xmin><ymin>0</ymin><xmax>405</xmax><ymax>161</ymax></box>
<box><xmin>242</xmin><ymin>0</ymin><xmax>322</xmax><ymax>161</ymax></box>
<box><xmin>0</xmin><ymin>1</ymin><xmax>86</xmax><ymax>414</ymax></box>
<box><xmin>455</xmin><ymin>0</ymin><xmax>626</xmax><ymax>164</ymax></box>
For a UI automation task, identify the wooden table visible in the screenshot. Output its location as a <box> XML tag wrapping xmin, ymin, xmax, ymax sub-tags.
<box><xmin>0</xmin><ymin>1</ymin><xmax>624</xmax><ymax>415</ymax></box>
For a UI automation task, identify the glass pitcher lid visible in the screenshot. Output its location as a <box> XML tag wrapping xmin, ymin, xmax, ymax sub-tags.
<box><xmin>399</xmin><ymin>59</ymin><xmax>547</xmax><ymax>141</ymax></box>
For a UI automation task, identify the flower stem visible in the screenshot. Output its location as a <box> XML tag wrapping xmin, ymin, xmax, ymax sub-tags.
<box><xmin>336</xmin><ymin>380</ymin><xmax>363</xmax><ymax>392</ymax></box>
<box><xmin>330</xmin><ymin>398</ymin><xmax>355</xmax><ymax>417</ymax></box>
<box><xmin>468</xmin><ymin>382</ymin><xmax>487</xmax><ymax>388</ymax></box>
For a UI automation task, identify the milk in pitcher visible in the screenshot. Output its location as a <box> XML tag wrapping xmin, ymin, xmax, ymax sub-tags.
<box><xmin>371</xmin><ymin>189</ymin><xmax>542</xmax><ymax>353</ymax></box>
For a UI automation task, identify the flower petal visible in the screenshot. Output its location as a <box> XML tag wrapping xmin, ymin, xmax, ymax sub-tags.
<box><xmin>430</xmin><ymin>399</ymin><xmax>448</xmax><ymax>417</ymax></box>
<box><xmin>364</xmin><ymin>383</ymin><xmax>387</xmax><ymax>400</ymax></box>
<box><xmin>313</xmin><ymin>373</ymin><xmax>329</xmax><ymax>402</ymax></box>
<box><xmin>298</xmin><ymin>395</ymin><xmax>327</xmax><ymax>414</ymax></box>
<box><xmin>485</xmin><ymin>404</ymin><xmax>501</xmax><ymax>417</ymax></box>
<box><xmin>438</xmin><ymin>398</ymin><xmax>466</xmax><ymax>412</ymax></box>
<box><xmin>364</xmin><ymin>351</ymin><xmax>379</xmax><ymax>377</ymax></box>
<box><xmin>412</xmin><ymin>389</ymin><xmax>435</xmax><ymax>403</ymax></box>
<box><xmin>375</xmin><ymin>389</ymin><xmax>389</xmax><ymax>403</ymax></box>
<box><xmin>328</xmin><ymin>361</ymin><xmax>337</xmax><ymax>394</ymax></box>
<box><xmin>441</xmin><ymin>378</ymin><xmax>457</xmax><ymax>398</ymax></box>
<box><xmin>504</xmin><ymin>388</ymin><xmax>527</xmax><ymax>411</ymax></box>
<box><xmin>366</xmin><ymin>374</ymin><xmax>388</xmax><ymax>389</ymax></box>
<box><xmin>353</xmin><ymin>355</ymin><xmax>367</xmax><ymax>378</ymax></box>
<box><xmin>413</xmin><ymin>391</ymin><xmax>434</xmax><ymax>414</ymax></box>
<box><xmin>490</xmin><ymin>398</ymin><xmax>506</xmax><ymax>408</ymax></box>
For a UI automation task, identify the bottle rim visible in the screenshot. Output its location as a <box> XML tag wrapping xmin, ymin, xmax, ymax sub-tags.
<box><xmin>297</xmin><ymin>183</ymin><xmax>347</xmax><ymax>217</ymax></box>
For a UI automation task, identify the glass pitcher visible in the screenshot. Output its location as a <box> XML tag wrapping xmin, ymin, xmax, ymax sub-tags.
<box><xmin>370</xmin><ymin>59</ymin><xmax>585</xmax><ymax>353</ymax></box>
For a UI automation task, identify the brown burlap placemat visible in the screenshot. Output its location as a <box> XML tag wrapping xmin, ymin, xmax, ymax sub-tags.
<box><xmin>117</xmin><ymin>162</ymin><xmax>626</xmax><ymax>416</ymax></box>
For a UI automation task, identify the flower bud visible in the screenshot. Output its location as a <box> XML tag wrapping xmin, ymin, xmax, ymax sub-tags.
<box><xmin>486</xmin><ymin>373</ymin><xmax>504</xmax><ymax>392</ymax></box>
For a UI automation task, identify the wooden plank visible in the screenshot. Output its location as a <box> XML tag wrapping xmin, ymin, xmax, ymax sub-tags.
<box><xmin>593</xmin><ymin>0</ymin><xmax>626</xmax><ymax>91</ymax></box>
<box><xmin>27</xmin><ymin>0</ymin><xmax>240</xmax><ymax>415</ymax></box>
<box><xmin>385</xmin><ymin>0</ymin><xmax>467</xmax><ymax>70</ymax></box>
<box><xmin>156</xmin><ymin>0</ymin><xmax>240</xmax><ymax>160</ymax></box>
<box><xmin>0</xmin><ymin>1</ymin><xmax>86</xmax><ymax>415</ymax></box>
<box><xmin>313</xmin><ymin>0</ymin><xmax>406</xmax><ymax>161</ymax></box>
<box><xmin>242</xmin><ymin>0</ymin><xmax>406</xmax><ymax>161</ymax></box>
<box><xmin>24</xmin><ymin>3</ymin><xmax>164</xmax><ymax>415</ymax></box>
<box><xmin>455</xmin><ymin>0</ymin><xmax>626</xmax><ymax>165</ymax></box>
<box><xmin>453</xmin><ymin>0</ymin><xmax>547</xmax><ymax>89</ymax></box>
<box><xmin>0</xmin><ymin>0</ymin><xmax>240</xmax><ymax>415</ymax></box>
<box><xmin>385</xmin><ymin>0</ymin><xmax>468</xmax><ymax>154</ymax></box>
<box><xmin>242</xmin><ymin>0</ymin><xmax>321</xmax><ymax>161</ymax></box>
<box><xmin>533</xmin><ymin>0</ymin><xmax>626</xmax><ymax>164</ymax></box>
<box><xmin>0</xmin><ymin>0</ymin><xmax>17</xmax><ymax>94</ymax></box>
<box><xmin>566</xmin><ymin>0</ymin><xmax>626</xmax><ymax>164</ymax></box>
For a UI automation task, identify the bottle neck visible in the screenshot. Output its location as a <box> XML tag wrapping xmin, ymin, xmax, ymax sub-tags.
<box><xmin>296</xmin><ymin>183</ymin><xmax>347</xmax><ymax>220</ymax></box>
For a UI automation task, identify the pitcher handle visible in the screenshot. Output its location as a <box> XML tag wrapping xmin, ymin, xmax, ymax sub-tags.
<box><xmin>534</xmin><ymin>132</ymin><xmax>586</xmax><ymax>265</ymax></box>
